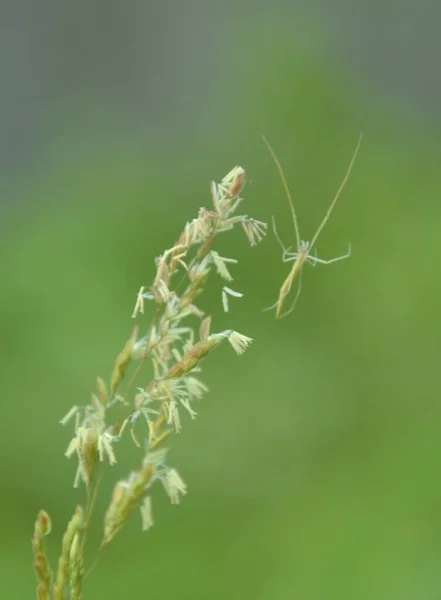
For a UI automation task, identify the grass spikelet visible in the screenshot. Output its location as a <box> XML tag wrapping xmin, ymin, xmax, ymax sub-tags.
<box><xmin>69</xmin><ymin>533</ymin><xmax>84</xmax><ymax>600</ymax></box>
<box><xmin>102</xmin><ymin>464</ymin><xmax>154</xmax><ymax>545</ymax></box>
<box><xmin>110</xmin><ymin>326</ymin><xmax>138</xmax><ymax>395</ymax></box>
<box><xmin>53</xmin><ymin>505</ymin><xmax>83</xmax><ymax>600</ymax></box>
<box><xmin>32</xmin><ymin>510</ymin><xmax>52</xmax><ymax>600</ymax></box>
<box><xmin>164</xmin><ymin>338</ymin><xmax>221</xmax><ymax>379</ymax></box>
<box><xmin>96</xmin><ymin>376</ymin><xmax>108</xmax><ymax>407</ymax></box>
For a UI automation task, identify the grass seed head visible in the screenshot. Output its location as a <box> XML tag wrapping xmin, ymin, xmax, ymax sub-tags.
<box><xmin>49</xmin><ymin>162</ymin><xmax>266</xmax><ymax>598</ymax></box>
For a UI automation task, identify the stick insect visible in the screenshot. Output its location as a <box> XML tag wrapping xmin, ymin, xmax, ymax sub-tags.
<box><xmin>264</xmin><ymin>133</ymin><xmax>362</xmax><ymax>319</ymax></box>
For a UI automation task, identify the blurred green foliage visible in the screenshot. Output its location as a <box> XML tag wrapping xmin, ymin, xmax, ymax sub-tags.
<box><xmin>2</xmin><ymin>16</ymin><xmax>441</xmax><ymax>600</ymax></box>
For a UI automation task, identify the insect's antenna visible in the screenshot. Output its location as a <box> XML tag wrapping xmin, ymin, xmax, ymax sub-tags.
<box><xmin>262</xmin><ymin>134</ymin><xmax>300</xmax><ymax>248</ymax></box>
<box><xmin>309</xmin><ymin>133</ymin><xmax>363</xmax><ymax>250</ymax></box>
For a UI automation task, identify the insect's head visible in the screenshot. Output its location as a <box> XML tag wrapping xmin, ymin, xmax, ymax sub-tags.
<box><xmin>298</xmin><ymin>240</ymin><xmax>310</xmax><ymax>253</ymax></box>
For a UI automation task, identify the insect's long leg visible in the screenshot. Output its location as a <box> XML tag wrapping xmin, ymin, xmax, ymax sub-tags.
<box><xmin>306</xmin><ymin>247</ymin><xmax>318</xmax><ymax>267</ymax></box>
<box><xmin>307</xmin><ymin>243</ymin><xmax>351</xmax><ymax>265</ymax></box>
<box><xmin>271</xmin><ymin>216</ymin><xmax>298</xmax><ymax>263</ymax></box>
<box><xmin>263</xmin><ymin>135</ymin><xmax>300</xmax><ymax>248</ymax></box>
<box><xmin>309</xmin><ymin>134</ymin><xmax>362</xmax><ymax>250</ymax></box>
<box><xmin>271</xmin><ymin>216</ymin><xmax>290</xmax><ymax>253</ymax></box>
<box><xmin>282</xmin><ymin>252</ymin><xmax>299</xmax><ymax>263</ymax></box>
<box><xmin>262</xmin><ymin>299</ymin><xmax>280</xmax><ymax>312</ymax></box>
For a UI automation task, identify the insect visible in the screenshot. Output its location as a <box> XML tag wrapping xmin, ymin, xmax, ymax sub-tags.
<box><xmin>264</xmin><ymin>133</ymin><xmax>363</xmax><ymax>319</ymax></box>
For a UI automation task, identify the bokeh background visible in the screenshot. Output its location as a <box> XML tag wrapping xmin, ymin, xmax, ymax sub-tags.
<box><xmin>2</xmin><ymin>1</ymin><xmax>441</xmax><ymax>598</ymax></box>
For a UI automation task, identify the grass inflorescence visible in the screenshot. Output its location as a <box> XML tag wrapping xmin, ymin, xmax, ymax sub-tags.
<box><xmin>32</xmin><ymin>165</ymin><xmax>267</xmax><ymax>599</ymax></box>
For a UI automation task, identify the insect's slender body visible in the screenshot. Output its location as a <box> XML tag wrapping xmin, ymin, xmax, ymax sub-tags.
<box><xmin>264</xmin><ymin>134</ymin><xmax>362</xmax><ymax>318</ymax></box>
<box><xmin>275</xmin><ymin>243</ymin><xmax>308</xmax><ymax>318</ymax></box>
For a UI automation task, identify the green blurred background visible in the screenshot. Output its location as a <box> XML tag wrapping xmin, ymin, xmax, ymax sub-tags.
<box><xmin>2</xmin><ymin>2</ymin><xmax>441</xmax><ymax>598</ymax></box>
